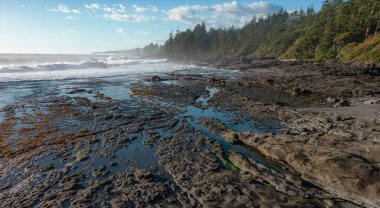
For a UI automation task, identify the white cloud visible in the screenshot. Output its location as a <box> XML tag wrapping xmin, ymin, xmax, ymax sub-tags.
<box><xmin>116</xmin><ymin>28</ymin><xmax>129</xmax><ymax>34</ymax></box>
<box><xmin>104</xmin><ymin>13</ymin><xmax>154</xmax><ymax>23</ymax></box>
<box><xmin>84</xmin><ymin>4</ymin><xmax>100</xmax><ymax>10</ymax></box>
<box><xmin>82</xmin><ymin>3</ymin><xmax>155</xmax><ymax>23</ymax></box>
<box><xmin>66</xmin><ymin>16</ymin><xmax>76</xmax><ymax>20</ymax></box>
<box><xmin>102</xmin><ymin>7</ymin><xmax>114</xmax><ymax>12</ymax></box>
<box><xmin>133</xmin><ymin>5</ymin><xmax>146</xmax><ymax>13</ymax></box>
<box><xmin>117</xmin><ymin>4</ymin><xmax>126</xmax><ymax>13</ymax></box>
<box><xmin>211</xmin><ymin>1</ymin><xmax>246</xmax><ymax>14</ymax></box>
<box><xmin>166</xmin><ymin>5</ymin><xmax>208</xmax><ymax>24</ymax></box>
<box><xmin>132</xmin><ymin>5</ymin><xmax>158</xmax><ymax>13</ymax></box>
<box><xmin>78</xmin><ymin>1</ymin><xmax>280</xmax><ymax>27</ymax></box>
<box><xmin>57</xmin><ymin>4</ymin><xmax>70</xmax><ymax>13</ymax></box>
<box><xmin>49</xmin><ymin>4</ymin><xmax>81</xmax><ymax>15</ymax></box>
<box><xmin>71</xmin><ymin>9</ymin><xmax>80</xmax><ymax>14</ymax></box>
<box><xmin>165</xmin><ymin>1</ymin><xmax>281</xmax><ymax>27</ymax></box>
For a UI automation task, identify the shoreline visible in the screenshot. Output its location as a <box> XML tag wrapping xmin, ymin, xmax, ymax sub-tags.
<box><xmin>0</xmin><ymin>60</ymin><xmax>379</xmax><ymax>207</ymax></box>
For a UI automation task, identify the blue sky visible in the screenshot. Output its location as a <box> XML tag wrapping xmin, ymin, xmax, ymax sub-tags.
<box><xmin>0</xmin><ymin>0</ymin><xmax>323</xmax><ymax>54</ymax></box>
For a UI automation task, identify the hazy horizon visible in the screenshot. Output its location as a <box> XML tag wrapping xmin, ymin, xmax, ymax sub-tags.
<box><xmin>0</xmin><ymin>0</ymin><xmax>323</xmax><ymax>54</ymax></box>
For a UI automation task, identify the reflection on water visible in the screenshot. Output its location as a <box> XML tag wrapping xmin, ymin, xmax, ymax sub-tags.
<box><xmin>100</xmin><ymin>85</ymin><xmax>132</xmax><ymax>101</ymax></box>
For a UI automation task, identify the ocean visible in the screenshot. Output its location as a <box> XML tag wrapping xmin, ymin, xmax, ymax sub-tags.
<box><xmin>0</xmin><ymin>54</ymin><xmax>182</xmax><ymax>82</ymax></box>
<box><xmin>0</xmin><ymin>54</ymin><xmax>232</xmax><ymax>110</ymax></box>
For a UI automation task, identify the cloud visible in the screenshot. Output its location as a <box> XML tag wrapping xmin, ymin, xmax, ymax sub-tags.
<box><xmin>102</xmin><ymin>7</ymin><xmax>113</xmax><ymax>12</ymax></box>
<box><xmin>132</xmin><ymin>5</ymin><xmax>158</xmax><ymax>13</ymax></box>
<box><xmin>116</xmin><ymin>28</ymin><xmax>129</xmax><ymax>34</ymax></box>
<box><xmin>211</xmin><ymin>1</ymin><xmax>246</xmax><ymax>14</ymax></box>
<box><xmin>165</xmin><ymin>1</ymin><xmax>281</xmax><ymax>27</ymax></box>
<box><xmin>166</xmin><ymin>5</ymin><xmax>208</xmax><ymax>24</ymax></box>
<box><xmin>49</xmin><ymin>1</ymin><xmax>281</xmax><ymax>29</ymax></box>
<box><xmin>84</xmin><ymin>4</ymin><xmax>100</xmax><ymax>10</ymax></box>
<box><xmin>66</xmin><ymin>16</ymin><xmax>76</xmax><ymax>20</ymax></box>
<box><xmin>104</xmin><ymin>13</ymin><xmax>154</xmax><ymax>23</ymax></box>
<box><xmin>83</xmin><ymin>3</ymin><xmax>155</xmax><ymax>23</ymax></box>
<box><xmin>56</xmin><ymin>4</ymin><xmax>70</xmax><ymax>13</ymax></box>
<box><xmin>117</xmin><ymin>4</ymin><xmax>126</xmax><ymax>13</ymax></box>
<box><xmin>49</xmin><ymin>4</ymin><xmax>81</xmax><ymax>14</ymax></box>
<box><xmin>71</xmin><ymin>9</ymin><xmax>80</xmax><ymax>14</ymax></box>
<box><xmin>85</xmin><ymin>4</ymin><xmax>124</xmax><ymax>13</ymax></box>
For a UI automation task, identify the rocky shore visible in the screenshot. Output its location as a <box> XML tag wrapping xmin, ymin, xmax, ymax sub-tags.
<box><xmin>0</xmin><ymin>60</ymin><xmax>379</xmax><ymax>207</ymax></box>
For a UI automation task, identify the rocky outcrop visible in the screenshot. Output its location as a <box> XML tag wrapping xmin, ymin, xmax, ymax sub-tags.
<box><xmin>235</xmin><ymin>118</ymin><xmax>380</xmax><ymax>207</ymax></box>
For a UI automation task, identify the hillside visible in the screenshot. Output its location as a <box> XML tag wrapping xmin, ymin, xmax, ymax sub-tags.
<box><xmin>340</xmin><ymin>33</ymin><xmax>380</xmax><ymax>62</ymax></box>
<box><xmin>150</xmin><ymin>0</ymin><xmax>380</xmax><ymax>63</ymax></box>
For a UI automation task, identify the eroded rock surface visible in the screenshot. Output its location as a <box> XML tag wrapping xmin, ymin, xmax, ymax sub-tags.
<box><xmin>0</xmin><ymin>61</ymin><xmax>379</xmax><ymax>207</ymax></box>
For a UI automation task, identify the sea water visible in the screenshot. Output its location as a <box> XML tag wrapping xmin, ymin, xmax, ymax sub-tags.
<box><xmin>0</xmin><ymin>54</ymin><xmax>233</xmax><ymax>109</ymax></box>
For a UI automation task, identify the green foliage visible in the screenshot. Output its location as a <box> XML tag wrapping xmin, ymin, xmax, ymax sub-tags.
<box><xmin>341</xmin><ymin>33</ymin><xmax>380</xmax><ymax>62</ymax></box>
<box><xmin>148</xmin><ymin>0</ymin><xmax>380</xmax><ymax>62</ymax></box>
<box><xmin>297</xmin><ymin>196</ymin><xmax>310</xmax><ymax>204</ymax></box>
<box><xmin>223</xmin><ymin>161</ymin><xmax>239</xmax><ymax>172</ymax></box>
<box><xmin>78</xmin><ymin>127</ymin><xmax>88</xmax><ymax>133</ymax></box>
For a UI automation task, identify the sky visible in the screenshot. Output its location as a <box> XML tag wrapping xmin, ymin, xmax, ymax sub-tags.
<box><xmin>0</xmin><ymin>0</ymin><xmax>323</xmax><ymax>54</ymax></box>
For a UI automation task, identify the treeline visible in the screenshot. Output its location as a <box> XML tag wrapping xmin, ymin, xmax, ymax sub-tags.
<box><xmin>142</xmin><ymin>43</ymin><xmax>160</xmax><ymax>57</ymax></box>
<box><xmin>149</xmin><ymin>0</ymin><xmax>380</xmax><ymax>61</ymax></box>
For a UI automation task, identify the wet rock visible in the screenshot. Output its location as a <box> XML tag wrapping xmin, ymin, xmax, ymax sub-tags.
<box><xmin>1</xmin><ymin>105</ymin><xmax>15</xmax><ymax>112</ymax></box>
<box><xmin>228</xmin><ymin>152</ymin><xmax>306</xmax><ymax>196</ymax></box>
<box><xmin>220</xmin><ymin>131</ymin><xmax>239</xmax><ymax>144</ymax></box>
<box><xmin>276</xmin><ymin>101</ymin><xmax>288</xmax><ymax>106</ymax></box>
<box><xmin>326</xmin><ymin>97</ymin><xmax>338</xmax><ymax>103</ymax></box>
<box><xmin>238</xmin><ymin>131</ymin><xmax>380</xmax><ymax>207</ymax></box>
<box><xmin>76</xmin><ymin>150</ymin><xmax>89</xmax><ymax>162</ymax></box>
<box><xmin>38</xmin><ymin>164</ymin><xmax>55</xmax><ymax>172</ymax></box>
<box><xmin>59</xmin><ymin>174</ymin><xmax>85</xmax><ymax>190</ymax></box>
<box><xmin>146</xmin><ymin>75</ymin><xmax>162</xmax><ymax>82</ymax></box>
<box><xmin>207</xmin><ymin>77</ymin><xmax>218</xmax><ymax>82</ymax></box>
<box><xmin>334</xmin><ymin>98</ymin><xmax>350</xmax><ymax>108</ymax></box>
<box><xmin>110</xmin><ymin>169</ymin><xmax>180</xmax><ymax>207</ymax></box>
<box><xmin>363</xmin><ymin>99</ymin><xmax>380</xmax><ymax>105</ymax></box>
<box><xmin>0</xmin><ymin>183</ymin><xmax>11</xmax><ymax>191</ymax></box>
<box><xmin>95</xmin><ymin>92</ymin><xmax>112</xmax><ymax>101</ymax></box>
<box><xmin>291</xmin><ymin>87</ymin><xmax>312</xmax><ymax>97</ymax></box>
<box><xmin>92</xmin><ymin>166</ymin><xmax>109</xmax><ymax>177</ymax></box>
<box><xmin>67</xmin><ymin>88</ymin><xmax>86</xmax><ymax>94</ymax></box>
<box><xmin>1</xmin><ymin>59</ymin><xmax>379</xmax><ymax>208</ymax></box>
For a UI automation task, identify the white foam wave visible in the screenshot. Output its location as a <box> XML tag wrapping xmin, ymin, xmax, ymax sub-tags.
<box><xmin>0</xmin><ymin>57</ymin><xmax>167</xmax><ymax>72</ymax></box>
<box><xmin>0</xmin><ymin>60</ymin><xmax>183</xmax><ymax>83</ymax></box>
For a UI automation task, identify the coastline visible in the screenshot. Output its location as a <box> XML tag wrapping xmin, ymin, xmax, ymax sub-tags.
<box><xmin>0</xmin><ymin>59</ymin><xmax>379</xmax><ymax>207</ymax></box>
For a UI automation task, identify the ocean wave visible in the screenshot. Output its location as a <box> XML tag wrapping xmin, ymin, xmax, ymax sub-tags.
<box><xmin>0</xmin><ymin>57</ymin><xmax>168</xmax><ymax>73</ymax></box>
<box><xmin>0</xmin><ymin>61</ymin><xmax>185</xmax><ymax>83</ymax></box>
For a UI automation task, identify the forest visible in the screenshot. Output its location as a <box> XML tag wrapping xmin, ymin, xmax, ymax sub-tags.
<box><xmin>144</xmin><ymin>0</ymin><xmax>380</xmax><ymax>62</ymax></box>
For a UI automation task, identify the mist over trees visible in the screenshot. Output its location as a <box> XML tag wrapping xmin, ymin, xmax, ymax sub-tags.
<box><xmin>150</xmin><ymin>0</ymin><xmax>379</xmax><ymax>61</ymax></box>
<box><xmin>143</xmin><ymin>43</ymin><xmax>160</xmax><ymax>56</ymax></box>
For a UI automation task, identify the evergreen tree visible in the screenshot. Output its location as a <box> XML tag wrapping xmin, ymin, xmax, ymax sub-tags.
<box><xmin>149</xmin><ymin>0</ymin><xmax>379</xmax><ymax>61</ymax></box>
